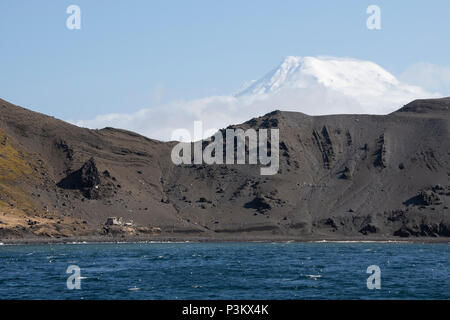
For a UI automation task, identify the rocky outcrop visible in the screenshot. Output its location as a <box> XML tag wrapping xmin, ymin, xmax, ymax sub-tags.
<box><xmin>244</xmin><ymin>195</ymin><xmax>272</xmax><ymax>214</ymax></box>
<box><xmin>57</xmin><ymin>157</ymin><xmax>109</xmax><ymax>199</ymax></box>
<box><xmin>373</xmin><ymin>134</ymin><xmax>387</xmax><ymax>168</ymax></box>
<box><xmin>313</xmin><ymin>126</ymin><xmax>335</xmax><ymax>169</ymax></box>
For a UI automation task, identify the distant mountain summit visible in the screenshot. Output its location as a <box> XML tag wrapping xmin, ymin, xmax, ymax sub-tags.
<box><xmin>235</xmin><ymin>56</ymin><xmax>436</xmax><ymax>114</ymax></box>
<box><xmin>75</xmin><ymin>56</ymin><xmax>440</xmax><ymax>141</ymax></box>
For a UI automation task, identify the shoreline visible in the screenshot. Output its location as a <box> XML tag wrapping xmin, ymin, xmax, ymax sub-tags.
<box><xmin>1</xmin><ymin>234</ymin><xmax>450</xmax><ymax>245</ymax></box>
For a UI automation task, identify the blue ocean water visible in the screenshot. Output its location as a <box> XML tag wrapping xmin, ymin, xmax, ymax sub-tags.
<box><xmin>0</xmin><ymin>242</ymin><xmax>448</xmax><ymax>300</ymax></box>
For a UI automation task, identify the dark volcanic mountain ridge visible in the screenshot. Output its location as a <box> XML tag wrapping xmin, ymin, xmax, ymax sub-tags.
<box><xmin>0</xmin><ymin>97</ymin><xmax>449</xmax><ymax>241</ymax></box>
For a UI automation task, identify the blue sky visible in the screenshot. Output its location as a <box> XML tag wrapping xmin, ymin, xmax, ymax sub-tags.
<box><xmin>1</xmin><ymin>0</ymin><xmax>449</xmax><ymax>122</ymax></box>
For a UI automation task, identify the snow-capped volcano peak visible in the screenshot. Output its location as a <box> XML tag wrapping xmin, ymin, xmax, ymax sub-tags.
<box><xmin>235</xmin><ymin>56</ymin><xmax>304</xmax><ymax>96</ymax></box>
<box><xmin>235</xmin><ymin>56</ymin><xmax>434</xmax><ymax>114</ymax></box>
<box><xmin>236</xmin><ymin>56</ymin><xmax>403</xmax><ymax>96</ymax></box>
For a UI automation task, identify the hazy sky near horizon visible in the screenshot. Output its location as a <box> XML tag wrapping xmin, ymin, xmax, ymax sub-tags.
<box><xmin>1</xmin><ymin>0</ymin><xmax>450</xmax><ymax>123</ymax></box>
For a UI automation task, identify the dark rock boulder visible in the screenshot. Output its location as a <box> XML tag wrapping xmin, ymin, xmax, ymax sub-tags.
<box><xmin>404</xmin><ymin>190</ymin><xmax>441</xmax><ymax>206</ymax></box>
<box><xmin>57</xmin><ymin>157</ymin><xmax>102</xmax><ymax>199</ymax></box>
<box><xmin>244</xmin><ymin>195</ymin><xmax>272</xmax><ymax>213</ymax></box>
<box><xmin>359</xmin><ymin>224</ymin><xmax>377</xmax><ymax>235</ymax></box>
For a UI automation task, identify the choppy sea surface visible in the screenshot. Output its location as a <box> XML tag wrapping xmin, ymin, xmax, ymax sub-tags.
<box><xmin>0</xmin><ymin>242</ymin><xmax>448</xmax><ymax>299</ymax></box>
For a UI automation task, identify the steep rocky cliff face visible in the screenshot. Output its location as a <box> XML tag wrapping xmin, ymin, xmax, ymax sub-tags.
<box><xmin>0</xmin><ymin>97</ymin><xmax>448</xmax><ymax>240</ymax></box>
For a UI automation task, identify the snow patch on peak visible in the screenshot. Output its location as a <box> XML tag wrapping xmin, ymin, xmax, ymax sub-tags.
<box><xmin>235</xmin><ymin>55</ymin><xmax>437</xmax><ymax>114</ymax></box>
<box><xmin>235</xmin><ymin>56</ymin><xmax>304</xmax><ymax>97</ymax></box>
<box><xmin>237</xmin><ymin>56</ymin><xmax>402</xmax><ymax>97</ymax></box>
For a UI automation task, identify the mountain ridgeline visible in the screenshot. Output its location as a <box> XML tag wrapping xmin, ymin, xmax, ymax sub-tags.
<box><xmin>0</xmin><ymin>97</ymin><xmax>449</xmax><ymax>241</ymax></box>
